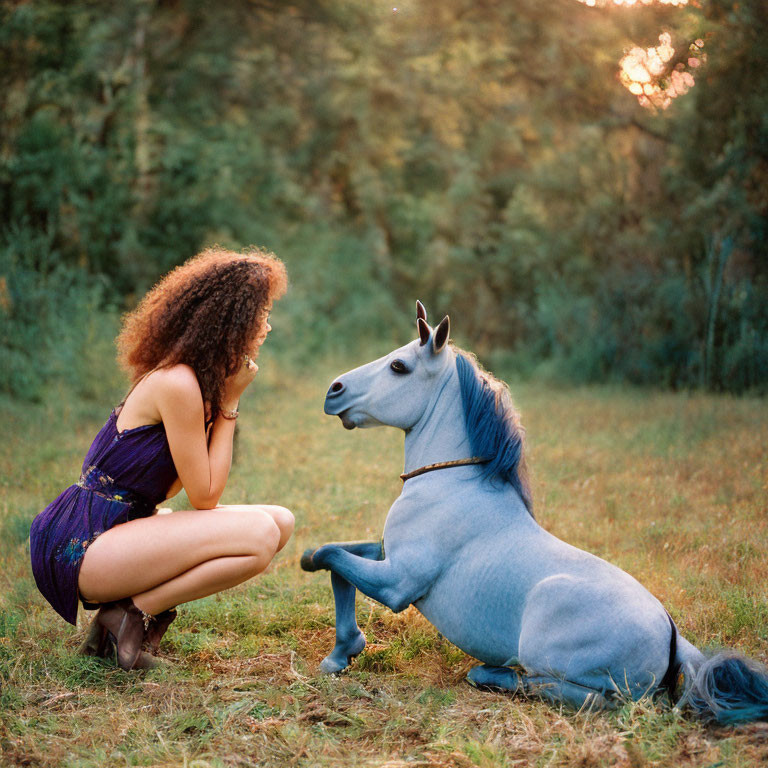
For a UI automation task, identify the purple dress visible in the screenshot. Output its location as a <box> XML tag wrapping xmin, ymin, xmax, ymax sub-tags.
<box><xmin>29</xmin><ymin>405</ymin><xmax>179</xmax><ymax>625</ymax></box>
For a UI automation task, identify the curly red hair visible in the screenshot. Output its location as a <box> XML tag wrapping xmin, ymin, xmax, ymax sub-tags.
<box><xmin>116</xmin><ymin>247</ymin><xmax>287</xmax><ymax>421</ymax></box>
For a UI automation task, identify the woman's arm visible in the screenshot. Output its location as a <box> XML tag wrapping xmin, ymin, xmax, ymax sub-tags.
<box><xmin>154</xmin><ymin>363</ymin><xmax>255</xmax><ymax>509</ymax></box>
<box><xmin>164</xmin><ymin>477</ymin><xmax>184</xmax><ymax>500</ymax></box>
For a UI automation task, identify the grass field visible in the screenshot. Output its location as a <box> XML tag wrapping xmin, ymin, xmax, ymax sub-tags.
<box><xmin>1</xmin><ymin>355</ymin><xmax>767</xmax><ymax>767</ymax></box>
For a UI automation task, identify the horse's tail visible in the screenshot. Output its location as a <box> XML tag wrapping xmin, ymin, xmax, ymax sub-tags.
<box><xmin>675</xmin><ymin>634</ymin><xmax>768</xmax><ymax>725</ymax></box>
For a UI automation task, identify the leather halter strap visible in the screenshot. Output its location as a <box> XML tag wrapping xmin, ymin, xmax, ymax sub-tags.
<box><xmin>400</xmin><ymin>457</ymin><xmax>488</xmax><ymax>482</ymax></box>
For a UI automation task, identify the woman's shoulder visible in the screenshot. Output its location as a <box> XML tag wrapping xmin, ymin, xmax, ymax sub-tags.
<box><xmin>149</xmin><ymin>364</ymin><xmax>202</xmax><ymax>400</ymax></box>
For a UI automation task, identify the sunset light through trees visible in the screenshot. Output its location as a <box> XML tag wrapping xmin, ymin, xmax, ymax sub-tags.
<box><xmin>577</xmin><ymin>0</ymin><xmax>699</xmax><ymax>108</ymax></box>
<box><xmin>620</xmin><ymin>34</ymin><xmax>704</xmax><ymax>109</ymax></box>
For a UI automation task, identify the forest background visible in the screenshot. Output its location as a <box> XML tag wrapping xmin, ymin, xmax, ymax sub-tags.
<box><xmin>1</xmin><ymin>0</ymin><xmax>767</xmax><ymax>400</ymax></box>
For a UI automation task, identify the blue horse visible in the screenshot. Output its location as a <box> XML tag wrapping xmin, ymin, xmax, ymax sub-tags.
<box><xmin>302</xmin><ymin>302</ymin><xmax>768</xmax><ymax>724</ymax></box>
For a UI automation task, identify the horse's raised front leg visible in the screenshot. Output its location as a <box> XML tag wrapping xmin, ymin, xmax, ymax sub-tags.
<box><xmin>300</xmin><ymin>541</ymin><xmax>383</xmax><ymax>674</ymax></box>
<box><xmin>301</xmin><ymin>542</ymin><xmax>431</xmax><ymax>613</ymax></box>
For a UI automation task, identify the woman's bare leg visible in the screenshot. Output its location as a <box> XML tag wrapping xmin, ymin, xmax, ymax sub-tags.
<box><xmin>131</xmin><ymin>555</ymin><xmax>264</xmax><ymax>615</ymax></box>
<box><xmin>77</xmin><ymin>505</ymin><xmax>294</xmax><ymax>613</ymax></box>
<box><xmin>128</xmin><ymin>506</ymin><xmax>296</xmax><ymax>613</ymax></box>
<box><xmin>238</xmin><ymin>504</ymin><xmax>295</xmax><ymax>552</ymax></box>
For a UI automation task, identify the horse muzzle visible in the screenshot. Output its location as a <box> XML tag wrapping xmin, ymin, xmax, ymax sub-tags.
<box><xmin>324</xmin><ymin>377</ymin><xmax>385</xmax><ymax>429</ymax></box>
<box><xmin>337</xmin><ymin>409</ymin><xmax>357</xmax><ymax>430</ymax></box>
<box><xmin>324</xmin><ymin>380</ymin><xmax>357</xmax><ymax>428</ymax></box>
<box><xmin>324</xmin><ymin>379</ymin><xmax>346</xmax><ymax>413</ymax></box>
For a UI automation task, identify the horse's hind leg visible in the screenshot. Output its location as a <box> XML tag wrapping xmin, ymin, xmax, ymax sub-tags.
<box><xmin>467</xmin><ymin>665</ymin><xmax>522</xmax><ymax>692</ymax></box>
<box><xmin>467</xmin><ymin>666</ymin><xmax>615</xmax><ymax>712</ymax></box>
<box><xmin>523</xmin><ymin>675</ymin><xmax>617</xmax><ymax>712</ymax></box>
<box><xmin>302</xmin><ymin>540</ymin><xmax>383</xmax><ymax>674</ymax></box>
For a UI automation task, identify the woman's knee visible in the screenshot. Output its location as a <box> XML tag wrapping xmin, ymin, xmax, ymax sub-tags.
<box><xmin>243</xmin><ymin>512</ymin><xmax>282</xmax><ymax>562</ymax></box>
<box><xmin>263</xmin><ymin>505</ymin><xmax>294</xmax><ymax>550</ymax></box>
<box><xmin>218</xmin><ymin>505</ymin><xmax>291</xmax><ymax>556</ymax></box>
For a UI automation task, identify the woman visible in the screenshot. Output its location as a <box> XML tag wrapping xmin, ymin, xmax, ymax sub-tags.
<box><xmin>29</xmin><ymin>247</ymin><xmax>294</xmax><ymax>671</ymax></box>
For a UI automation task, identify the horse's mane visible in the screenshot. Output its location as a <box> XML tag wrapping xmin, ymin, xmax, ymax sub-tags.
<box><xmin>454</xmin><ymin>346</ymin><xmax>533</xmax><ymax>516</ymax></box>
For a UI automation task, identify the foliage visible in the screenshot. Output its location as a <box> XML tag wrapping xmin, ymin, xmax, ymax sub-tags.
<box><xmin>0</xmin><ymin>226</ymin><xmax>119</xmax><ymax>401</ymax></box>
<box><xmin>0</xmin><ymin>0</ymin><xmax>766</xmax><ymax>396</ymax></box>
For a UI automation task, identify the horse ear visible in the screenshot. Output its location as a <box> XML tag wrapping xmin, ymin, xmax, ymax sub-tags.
<box><xmin>417</xmin><ymin>317</ymin><xmax>431</xmax><ymax>346</ymax></box>
<box><xmin>416</xmin><ymin>299</ymin><xmax>428</xmax><ymax>324</ymax></box>
<box><xmin>432</xmin><ymin>315</ymin><xmax>450</xmax><ymax>354</ymax></box>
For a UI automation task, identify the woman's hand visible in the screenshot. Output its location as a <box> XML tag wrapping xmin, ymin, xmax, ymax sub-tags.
<box><xmin>222</xmin><ymin>354</ymin><xmax>259</xmax><ymax>406</ymax></box>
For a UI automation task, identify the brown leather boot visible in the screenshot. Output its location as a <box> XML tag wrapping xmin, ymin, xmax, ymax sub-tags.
<box><xmin>79</xmin><ymin>608</ymin><xmax>160</xmax><ymax>669</ymax></box>
<box><xmin>142</xmin><ymin>607</ymin><xmax>177</xmax><ymax>656</ymax></box>
<box><xmin>94</xmin><ymin>597</ymin><xmax>154</xmax><ymax>671</ymax></box>
<box><xmin>78</xmin><ymin>612</ymin><xmax>107</xmax><ymax>657</ymax></box>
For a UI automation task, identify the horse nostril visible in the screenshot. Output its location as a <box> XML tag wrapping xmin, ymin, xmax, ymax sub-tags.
<box><xmin>329</xmin><ymin>381</ymin><xmax>344</xmax><ymax>395</ymax></box>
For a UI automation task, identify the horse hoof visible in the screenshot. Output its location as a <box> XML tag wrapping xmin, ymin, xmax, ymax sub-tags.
<box><xmin>346</xmin><ymin>631</ymin><xmax>366</xmax><ymax>659</ymax></box>
<box><xmin>300</xmin><ymin>548</ymin><xmax>318</xmax><ymax>572</ymax></box>
<box><xmin>319</xmin><ymin>632</ymin><xmax>367</xmax><ymax>675</ymax></box>
<box><xmin>319</xmin><ymin>655</ymin><xmax>349</xmax><ymax>674</ymax></box>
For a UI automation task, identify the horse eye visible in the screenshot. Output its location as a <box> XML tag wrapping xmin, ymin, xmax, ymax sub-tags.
<box><xmin>390</xmin><ymin>359</ymin><xmax>409</xmax><ymax>374</ymax></box>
